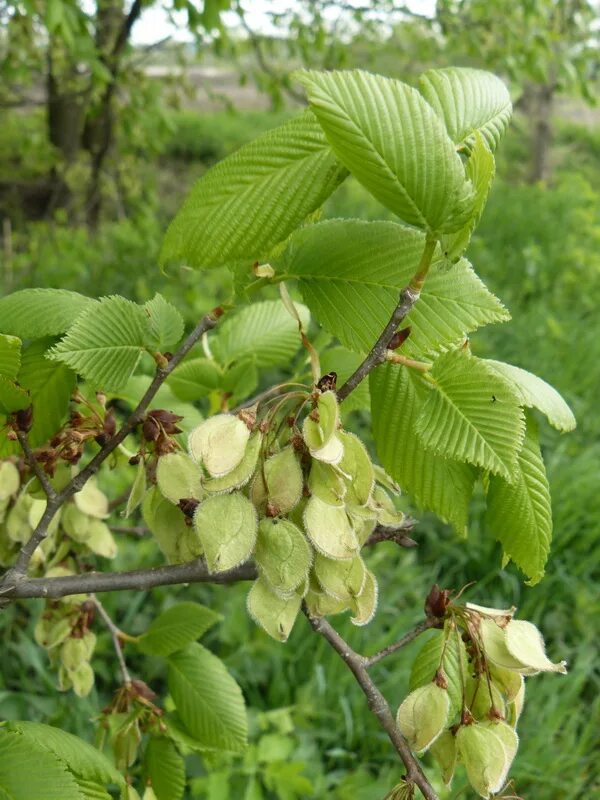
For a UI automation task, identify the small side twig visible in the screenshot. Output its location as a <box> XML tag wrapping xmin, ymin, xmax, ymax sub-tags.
<box><xmin>3</xmin><ymin>308</ymin><xmax>222</xmax><ymax>582</ymax></box>
<box><xmin>3</xmin><ymin>559</ymin><xmax>258</xmax><ymax>601</ymax></box>
<box><xmin>92</xmin><ymin>595</ymin><xmax>131</xmax><ymax>685</ymax></box>
<box><xmin>364</xmin><ymin>520</ymin><xmax>417</xmax><ymax>549</ymax></box>
<box><xmin>364</xmin><ymin>619</ymin><xmax>436</xmax><ymax>668</ymax></box>
<box><xmin>337</xmin><ymin>237</ymin><xmax>436</xmax><ymax>402</ymax></box>
<box><xmin>16</xmin><ymin>430</ymin><xmax>57</xmax><ymax>501</ymax></box>
<box><xmin>305</xmin><ymin>610</ymin><xmax>439</xmax><ymax>800</ymax></box>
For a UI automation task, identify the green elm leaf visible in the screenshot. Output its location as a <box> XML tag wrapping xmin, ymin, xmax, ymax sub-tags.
<box><xmin>416</xmin><ymin>350</ymin><xmax>525</xmax><ymax>480</ymax></box>
<box><xmin>0</xmin><ymin>289</ymin><xmax>96</xmax><ymax>338</ymax></box>
<box><xmin>410</xmin><ymin>627</ymin><xmax>469</xmax><ymax>719</ymax></box>
<box><xmin>160</xmin><ymin>111</ymin><xmax>347</xmax><ymax>270</ymax></box>
<box><xmin>48</xmin><ymin>296</ymin><xmax>152</xmax><ymax>391</ymax></box>
<box><xmin>0</xmin><ymin>728</ymin><xmax>85</xmax><ymax>800</ymax></box>
<box><xmin>137</xmin><ymin>602</ymin><xmax>222</xmax><ymax>657</ymax></box>
<box><xmin>418</xmin><ymin>67</ymin><xmax>512</xmax><ymax>151</ymax></box>
<box><xmin>370</xmin><ymin>363</ymin><xmax>477</xmax><ymax>536</ymax></box>
<box><xmin>167</xmin><ymin>358</ymin><xmax>222</xmax><ymax>403</ymax></box>
<box><xmin>143</xmin><ymin>737</ymin><xmax>186</xmax><ymax>800</ymax></box>
<box><xmin>485</xmin><ymin>416</ymin><xmax>552</xmax><ymax>585</ymax></box>
<box><xmin>295</xmin><ymin>69</ymin><xmax>474</xmax><ymax>233</ymax></box>
<box><xmin>167</xmin><ymin>642</ymin><xmax>247</xmax><ymax>753</ymax></box>
<box><xmin>145</xmin><ymin>293</ymin><xmax>185</xmax><ymax>352</ymax></box>
<box><xmin>485</xmin><ymin>360</ymin><xmax>576</xmax><ymax>433</ymax></box>
<box><xmin>0</xmin><ymin>334</ymin><xmax>21</xmax><ymax>379</ymax></box>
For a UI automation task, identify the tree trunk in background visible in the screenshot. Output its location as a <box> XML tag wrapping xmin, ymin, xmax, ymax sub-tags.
<box><xmin>82</xmin><ymin>0</ymin><xmax>126</xmax><ymax>227</ymax></box>
<box><xmin>46</xmin><ymin>44</ymin><xmax>87</xmax><ymax>213</ymax></box>
<box><xmin>528</xmin><ymin>82</ymin><xmax>555</xmax><ymax>184</ymax></box>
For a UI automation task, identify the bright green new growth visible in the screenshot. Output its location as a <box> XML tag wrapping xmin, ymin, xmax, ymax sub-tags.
<box><xmin>0</xmin><ymin>64</ymin><xmax>577</xmax><ymax>800</ymax></box>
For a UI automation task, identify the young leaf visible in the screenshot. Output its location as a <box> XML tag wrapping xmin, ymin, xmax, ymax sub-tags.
<box><xmin>419</xmin><ymin>67</ymin><xmax>512</xmax><ymax>151</ymax></box>
<box><xmin>137</xmin><ymin>602</ymin><xmax>222</xmax><ymax>657</ymax></box>
<box><xmin>279</xmin><ymin>219</ymin><xmax>509</xmax><ymax>356</ymax></box>
<box><xmin>370</xmin><ymin>363</ymin><xmax>477</xmax><ymax>535</ymax></box>
<box><xmin>4</xmin><ymin>721</ymin><xmax>124</xmax><ymax>790</ymax></box>
<box><xmin>485</xmin><ymin>360</ymin><xmax>576</xmax><ymax>432</ymax></box>
<box><xmin>0</xmin><ymin>375</ymin><xmax>29</xmax><ymax>414</ymax></box>
<box><xmin>441</xmin><ymin>132</ymin><xmax>496</xmax><ymax>262</ymax></box>
<box><xmin>167</xmin><ymin>358</ymin><xmax>222</xmax><ymax>402</ymax></box>
<box><xmin>0</xmin><ymin>288</ymin><xmax>96</xmax><ymax>338</ymax></box>
<box><xmin>417</xmin><ymin>350</ymin><xmax>525</xmax><ymax>479</ymax></box>
<box><xmin>145</xmin><ymin>293</ymin><xmax>185</xmax><ymax>351</ymax></box>
<box><xmin>211</xmin><ymin>300</ymin><xmax>310</xmax><ymax>369</ymax></box>
<box><xmin>247</xmin><ymin>576</ymin><xmax>302</xmax><ymax>642</ymax></box>
<box><xmin>0</xmin><ymin>334</ymin><xmax>21</xmax><ymax>379</ymax></box>
<box><xmin>295</xmin><ymin>69</ymin><xmax>474</xmax><ymax>233</ymax></box>
<box><xmin>0</xmin><ymin>727</ymin><xmax>85</xmax><ymax>800</ymax></box>
<box><xmin>49</xmin><ymin>296</ymin><xmax>152</xmax><ymax>391</ymax></box>
<box><xmin>485</xmin><ymin>417</ymin><xmax>552</xmax><ymax>584</ymax></box>
<box><xmin>160</xmin><ymin>111</ymin><xmax>347</xmax><ymax>269</ymax></box>
<box><xmin>410</xmin><ymin>627</ymin><xmax>469</xmax><ymax>718</ymax></box>
<box><xmin>193</xmin><ymin>492</ymin><xmax>257</xmax><ymax>572</ymax></box>
<box><xmin>254</xmin><ymin>518</ymin><xmax>312</xmax><ymax>596</ymax></box>
<box><xmin>143</xmin><ymin>737</ymin><xmax>186</xmax><ymax>800</ymax></box>
<box><xmin>167</xmin><ymin>642</ymin><xmax>247</xmax><ymax>753</ymax></box>
<box><xmin>0</xmin><ymin>338</ymin><xmax>76</xmax><ymax>456</ymax></box>
<box><xmin>125</xmin><ymin>459</ymin><xmax>147</xmax><ymax>518</ymax></box>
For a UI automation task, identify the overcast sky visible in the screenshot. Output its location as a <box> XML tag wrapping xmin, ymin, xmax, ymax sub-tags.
<box><xmin>131</xmin><ymin>1</ymin><xmax>436</xmax><ymax>45</ymax></box>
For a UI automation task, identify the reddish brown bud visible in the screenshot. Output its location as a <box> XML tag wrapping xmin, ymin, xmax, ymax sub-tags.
<box><xmin>104</xmin><ymin>410</ymin><xmax>117</xmax><ymax>438</ymax></box>
<box><xmin>130</xmin><ymin>679</ymin><xmax>157</xmax><ymax>701</ymax></box>
<box><xmin>14</xmin><ymin>406</ymin><xmax>33</xmax><ymax>433</ymax></box>
<box><xmin>425</xmin><ymin>584</ymin><xmax>451</xmax><ymax>619</ymax></box>
<box><xmin>388</xmin><ymin>327</ymin><xmax>412</xmax><ymax>350</ymax></box>
<box><xmin>145</xmin><ymin>409</ymin><xmax>183</xmax><ymax>437</ymax></box>
<box><xmin>434</xmin><ymin>668</ymin><xmax>448</xmax><ymax>689</ymax></box>
<box><xmin>317</xmin><ymin>371</ymin><xmax>337</xmax><ymax>392</ymax></box>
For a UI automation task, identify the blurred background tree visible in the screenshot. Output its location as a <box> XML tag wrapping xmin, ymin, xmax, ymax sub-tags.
<box><xmin>1</xmin><ymin>2</ymin><xmax>600</xmax><ymax>798</ymax></box>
